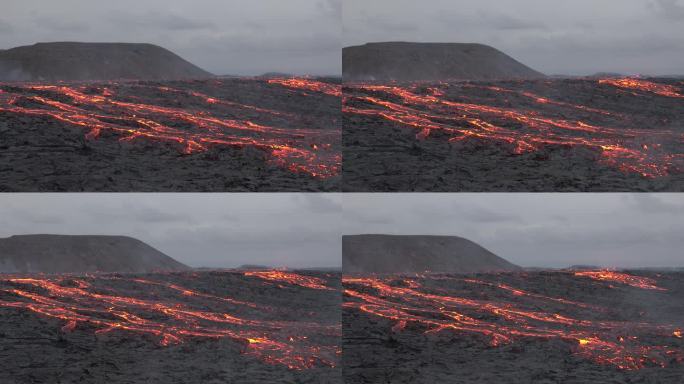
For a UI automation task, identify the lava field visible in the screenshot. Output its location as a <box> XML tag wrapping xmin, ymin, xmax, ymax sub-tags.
<box><xmin>0</xmin><ymin>270</ymin><xmax>341</xmax><ymax>384</ymax></box>
<box><xmin>343</xmin><ymin>78</ymin><xmax>684</xmax><ymax>191</ymax></box>
<box><xmin>0</xmin><ymin>77</ymin><xmax>341</xmax><ymax>192</ymax></box>
<box><xmin>343</xmin><ymin>270</ymin><xmax>684</xmax><ymax>383</ymax></box>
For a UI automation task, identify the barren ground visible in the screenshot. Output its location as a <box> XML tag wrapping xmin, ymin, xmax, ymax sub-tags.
<box><xmin>0</xmin><ymin>270</ymin><xmax>341</xmax><ymax>384</ymax></box>
<box><xmin>343</xmin><ymin>270</ymin><xmax>684</xmax><ymax>383</ymax></box>
<box><xmin>343</xmin><ymin>78</ymin><xmax>684</xmax><ymax>191</ymax></box>
<box><xmin>0</xmin><ymin>77</ymin><xmax>341</xmax><ymax>192</ymax></box>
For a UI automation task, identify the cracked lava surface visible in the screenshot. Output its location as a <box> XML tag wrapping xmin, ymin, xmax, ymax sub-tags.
<box><xmin>343</xmin><ymin>78</ymin><xmax>684</xmax><ymax>191</ymax></box>
<box><xmin>343</xmin><ymin>270</ymin><xmax>684</xmax><ymax>383</ymax></box>
<box><xmin>0</xmin><ymin>77</ymin><xmax>341</xmax><ymax>192</ymax></box>
<box><xmin>0</xmin><ymin>270</ymin><xmax>342</xmax><ymax>383</ymax></box>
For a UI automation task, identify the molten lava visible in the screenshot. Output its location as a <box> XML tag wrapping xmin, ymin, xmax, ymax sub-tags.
<box><xmin>344</xmin><ymin>78</ymin><xmax>684</xmax><ymax>178</ymax></box>
<box><xmin>598</xmin><ymin>78</ymin><xmax>684</xmax><ymax>98</ymax></box>
<box><xmin>244</xmin><ymin>270</ymin><xmax>334</xmax><ymax>291</ymax></box>
<box><xmin>574</xmin><ymin>270</ymin><xmax>667</xmax><ymax>291</ymax></box>
<box><xmin>344</xmin><ymin>271</ymin><xmax>683</xmax><ymax>370</ymax></box>
<box><xmin>268</xmin><ymin>78</ymin><xmax>342</xmax><ymax>97</ymax></box>
<box><xmin>0</xmin><ymin>78</ymin><xmax>341</xmax><ymax>178</ymax></box>
<box><xmin>0</xmin><ymin>271</ymin><xmax>340</xmax><ymax>370</ymax></box>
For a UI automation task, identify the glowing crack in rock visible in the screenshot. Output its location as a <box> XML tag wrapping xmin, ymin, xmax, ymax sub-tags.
<box><xmin>344</xmin><ymin>78</ymin><xmax>684</xmax><ymax>178</ymax></box>
<box><xmin>268</xmin><ymin>78</ymin><xmax>342</xmax><ymax>97</ymax></box>
<box><xmin>0</xmin><ymin>78</ymin><xmax>341</xmax><ymax>178</ymax></box>
<box><xmin>344</xmin><ymin>272</ymin><xmax>683</xmax><ymax>370</ymax></box>
<box><xmin>574</xmin><ymin>270</ymin><xmax>667</xmax><ymax>291</ymax></box>
<box><xmin>243</xmin><ymin>270</ymin><xmax>335</xmax><ymax>291</ymax></box>
<box><xmin>0</xmin><ymin>272</ymin><xmax>340</xmax><ymax>370</ymax></box>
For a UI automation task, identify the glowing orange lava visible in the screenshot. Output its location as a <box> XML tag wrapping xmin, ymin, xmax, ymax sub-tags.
<box><xmin>0</xmin><ymin>79</ymin><xmax>340</xmax><ymax>178</ymax></box>
<box><xmin>599</xmin><ymin>78</ymin><xmax>684</xmax><ymax>98</ymax></box>
<box><xmin>268</xmin><ymin>78</ymin><xmax>342</xmax><ymax>97</ymax></box>
<box><xmin>344</xmin><ymin>272</ymin><xmax>683</xmax><ymax>370</ymax></box>
<box><xmin>574</xmin><ymin>270</ymin><xmax>667</xmax><ymax>291</ymax></box>
<box><xmin>344</xmin><ymin>80</ymin><xmax>684</xmax><ymax>178</ymax></box>
<box><xmin>0</xmin><ymin>272</ymin><xmax>340</xmax><ymax>370</ymax></box>
<box><xmin>244</xmin><ymin>270</ymin><xmax>334</xmax><ymax>291</ymax></box>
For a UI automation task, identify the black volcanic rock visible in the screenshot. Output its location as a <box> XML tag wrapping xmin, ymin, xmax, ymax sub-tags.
<box><xmin>342</xmin><ymin>234</ymin><xmax>521</xmax><ymax>273</ymax></box>
<box><xmin>343</xmin><ymin>42</ymin><xmax>545</xmax><ymax>81</ymax></box>
<box><xmin>0</xmin><ymin>42</ymin><xmax>213</xmax><ymax>81</ymax></box>
<box><xmin>0</xmin><ymin>234</ymin><xmax>189</xmax><ymax>273</ymax></box>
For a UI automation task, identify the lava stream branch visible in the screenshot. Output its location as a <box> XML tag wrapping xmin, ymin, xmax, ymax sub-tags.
<box><xmin>344</xmin><ymin>78</ymin><xmax>684</xmax><ymax>178</ymax></box>
<box><xmin>0</xmin><ymin>79</ymin><xmax>341</xmax><ymax>178</ymax></box>
<box><xmin>0</xmin><ymin>272</ymin><xmax>341</xmax><ymax>370</ymax></box>
<box><xmin>343</xmin><ymin>272</ymin><xmax>683</xmax><ymax>370</ymax></box>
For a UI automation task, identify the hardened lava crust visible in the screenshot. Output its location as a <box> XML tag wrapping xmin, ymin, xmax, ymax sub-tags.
<box><xmin>0</xmin><ymin>270</ymin><xmax>342</xmax><ymax>384</ymax></box>
<box><xmin>343</xmin><ymin>270</ymin><xmax>684</xmax><ymax>383</ymax></box>
<box><xmin>0</xmin><ymin>77</ymin><xmax>341</xmax><ymax>192</ymax></box>
<box><xmin>343</xmin><ymin>78</ymin><xmax>684</xmax><ymax>191</ymax></box>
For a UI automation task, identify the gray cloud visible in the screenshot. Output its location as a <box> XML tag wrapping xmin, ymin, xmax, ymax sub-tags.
<box><xmin>106</xmin><ymin>11</ymin><xmax>216</xmax><ymax>31</ymax></box>
<box><xmin>0</xmin><ymin>194</ymin><xmax>342</xmax><ymax>269</ymax></box>
<box><xmin>318</xmin><ymin>0</ymin><xmax>342</xmax><ymax>19</ymax></box>
<box><xmin>345</xmin><ymin>0</ymin><xmax>684</xmax><ymax>76</ymax></box>
<box><xmin>0</xmin><ymin>19</ymin><xmax>14</xmax><ymax>33</ymax></box>
<box><xmin>343</xmin><ymin>194</ymin><xmax>684</xmax><ymax>269</ymax></box>
<box><xmin>32</xmin><ymin>16</ymin><xmax>89</xmax><ymax>33</ymax></box>
<box><xmin>1</xmin><ymin>0</ymin><xmax>340</xmax><ymax>76</ymax></box>
<box><xmin>650</xmin><ymin>0</ymin><xmax>684</xmax><ymax>20</ymax></box>
<box><xmin>293</xmin><ymin>194</ymin><xmax>343</xmax><ymax>214</ymax></box>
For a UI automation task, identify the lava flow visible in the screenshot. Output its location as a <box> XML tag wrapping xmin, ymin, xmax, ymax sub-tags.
<box><xmin>574</xmin><ymin>270</ymin><xmax>667</xmax><ymax>291</ymax></box>
<box><xmin>344</xmin><ymin>271</ymin><xmax>683</xmax><ymax>370</ymax></box>
<box><xmin>0</xmin><ymin>78</ymin><xmax>341</xmax><ymax>178</ymax></box>
<box><xmin>268</xmin><ymin>78</ymin><xmax>342</xmax><ymax>97</ymax></box>
<box><xmin>344</xmin><ymin>78</ymin><xmax>684</xmax><ymax>178</ymax></box>
<box><xmin>0</xmin><ymin>271</ymin><xmax>341</xmax><ymax>370</ymax></box>
<box><xmin>598</xmin><ymin>78</ymin><xmax>684</xmax><ymax>98</ymax></box>
<box><xmin>244</xmin><ymin>270</ymin><xmax>335</xmax><ymax>291</ymax></box>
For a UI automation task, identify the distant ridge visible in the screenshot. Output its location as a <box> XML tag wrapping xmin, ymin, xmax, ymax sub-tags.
<box><xmin>0</xmin><ymin>42</ymin><xmax>213</xmax><ymax>81</ymax></box>
<box><xmin>0</xmin><ymin>235</ymin><xmax>190</xmax><ymax>273</ymax></box>
<box><xmin>343</xmin><ymin>42</ymin><xmax>545</xmax><ymax>81</ymax></box>
<box><xmin>343</xmin><ymin>234</ymin><xmax>521</xmax><ymax>274</ymax></box>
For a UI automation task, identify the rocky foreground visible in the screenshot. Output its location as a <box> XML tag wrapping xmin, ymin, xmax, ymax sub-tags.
<box><xmin>0</xmin><ymin>77</ymin><xmax>341</xmax><ymax>192</ymax></box>
<box><xmin>343</xmin><ymin>78</ymin><xmax>684</xmax><ymax>191</ymax></box>
<box><xmin>0</xmin><ymin>270</ymin><xmax>341</xmax><ymax>384</ymax></box>
<box><xmin>343</xmin><ymin>270</ymin><xmax>684</xmax><ymax>383</ymax></box>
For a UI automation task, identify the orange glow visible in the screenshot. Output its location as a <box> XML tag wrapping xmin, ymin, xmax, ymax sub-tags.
<box><xmin>574</xmin><ymin>270</ymin><xmax>666</xmax><ymax>291</ymax></box>
<box><xmin>244</xmin><ymin>271</ymin><xmax>334</xmax><ymax>291</ymax></box>
<box><xmin>268</xmin><ymin>78</ymin><xmax>342</xmax><ymax>97</ymax></box>
<box><xmin>0</xmin><ymin>79</ymin><xmax>340</xmax><ymax>178</ymax></box>
<box><xmin>344</xmin><ymin>80</ymin><xmax>684</xmax><ymax>178</ymax></box>
<box><xmin>344</xmin><ymin>273</ymin><xmax>683</xmax><ymax>371</ymax></box>
<box><xmin>0</xmin><ymin>272</ymin><xmax>340</xmax><ymax>370</ymax></box>
<box><xmin>599</xmin><ymin>78</ymin><xmax>684</xmax><ymax>98</ymax></box>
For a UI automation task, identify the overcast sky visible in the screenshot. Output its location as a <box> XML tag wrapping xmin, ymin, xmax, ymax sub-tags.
<box><xmin>0</xmin><ymin>0</ymin><xmax>341</xmax><ymax>76</ymax></box>
<box><xmin>344</xmin><ymin>0</ymin><xmax>684</xmax><ymax>76</ymax></box>
<box><xmin>343</xmin><ymin>194</ymin><xmax>684</xmax><ymax>269</ymax></box>
<box><xmin>0</xmin><ymin>194</ymin><xmax>341</xmax><ymax>269</ymax></box>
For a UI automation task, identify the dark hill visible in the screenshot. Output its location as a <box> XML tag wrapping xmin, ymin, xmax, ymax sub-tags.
<box><xmin>0</xmin><ymin>42</ymin><xmax>213</xmax><ymax>81</ymax></box>
<box><xmin>343</xmin><ymin>234</ymin><xmax>521</xmax><ymax>274</ymax></box>
<box><xmin>343</xmin><ymin>42</ymin><xmax>545</xmax><ymax>81</ymax></box>
<box><xmin>0</xmin><ymin>234</ymin><xmax>189</xmax><ymax>273</ymax></box>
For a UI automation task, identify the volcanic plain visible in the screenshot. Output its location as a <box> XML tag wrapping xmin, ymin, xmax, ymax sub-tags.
<box><xmin>343</xmin><ymin>77</ymin><xmax>684</xmax><ymax>191</ymax></box>
<box><xmin>0</xmin><ymin>77</ymin><xmax>341</xmax><ymax>191</ymax></box>
<box><xmin>343</xmin><ymin>270</ymin><xmax>684</xmax><ymax>383</ymax></box>
<box><xmin>0</xmin><ymin>270</ymin><xmax>342</xmax><ymax>384</ymax></box>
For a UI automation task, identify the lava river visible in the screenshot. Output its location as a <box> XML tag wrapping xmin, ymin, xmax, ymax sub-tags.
<box><xmin>0</xmin><ymin>270</ymin><xmax>341</xmax><ymax>370</ymax></box>
<box><xmin>344</xmin><ymin>78</ymin><xmax>684</xmax><ymax>178</ymax></box>
<box><xmin>344</xmin><ymin>270</ymin><xmax>684</xmax><ymax>371</ymax></box>
<box><xmin>0</xmin><ymin>77</ymin><xmax>341</xmax><ymax>178</ymax></box>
